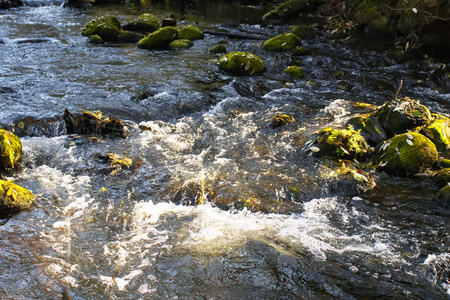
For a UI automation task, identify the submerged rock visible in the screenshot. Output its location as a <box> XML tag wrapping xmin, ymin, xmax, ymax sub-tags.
<box><xmin>89</xmin><ymin>35</ymin><xmax>103</xmax><ymax>44</ymax></box>
<box><xmin>263</xmin><ymin>33</ymin><xmax>301</xmax><ymax>51</ymax></box>
<box><xmin>218</xmin><ymin>52</ymin><xmax>265</xmax><ymax>76</ymax></box>
<box><xmin>137</xmin><ymin>27</ymin><xmax>179</xmax><ymax>50</ymax></box>
<box><xmin>97</xmin><ymin>153</ymin><xmax>133</xmax><ymax>175</ymax></box>
<box><xmin>291</xmin><ymin>25</ymin><xmax>315</xmax><ymax>39</ymax></box>
<box><xmin>346</xmin><ymin>114</ymin><xmax>387</xmax><ymax>146</ymax></box>
<box><xmin>373</xmin><ymin>132</ymin><xmax>438</xmax><ymax>177</ymax></box>
<box><xmin>161</xmin><ymin>15</ymin><xmax>176</xmax><ymax>28</ymax></box>
<box><xmin>168</xmin><ymin>39</ymin><xmax>193</xmax><ymax>50</ymax></box>
<box><xmin>0</xmin><ymin>129</ymin><xmax>22</xmax><ymax>170</ymax></box>
<box><xmin>64</xmin><ymin>109</ymin><xmax>128</xmax><ymax>138</ymax></box>
<box><xmin>176</xmin><ymin>25</ymin><xmax>204</xmax><ymax>40</ymax></box>
<box><xmin>421</xmin><ymin>116</ymin><xmax>450</xmax><ymax>151</ymax></box>
<box><xmin>376</xmin><ymin>97</ymin><xmax>432</xmax><ymax>137</ymax></box>
<box><xmin>284</xmin><ymin>66</ymin><xmax>304</xmax><ymax>79</ymax></box>
<box><xmin>81</xmin><ymin>15</ymin><xmax>121</xmax><ymax>43</ymax></box>
<box><xmin>303</xmin><ymin>126</ymin><xmax>370</xmax><ymax>161</ymax></box>
<box><xmin>0</xmin><ymin>180</ymin><xmax>35</xmax><ymax>212</ymax></box>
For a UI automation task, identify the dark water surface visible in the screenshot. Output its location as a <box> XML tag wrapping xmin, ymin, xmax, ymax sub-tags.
<box><xmin>0</xmin><ymin>1</ymin><xmax>449</xmax><ymax>299</ymax></box>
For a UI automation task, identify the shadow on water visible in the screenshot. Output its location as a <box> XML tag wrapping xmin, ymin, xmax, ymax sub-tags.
<box><xmin>0</xmin><ymin>0</ymin><xmax>449</xmax><ymax>299</ymax></box>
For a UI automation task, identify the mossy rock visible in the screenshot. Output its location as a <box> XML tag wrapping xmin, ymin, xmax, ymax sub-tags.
<box><xmin>117</xmin><ymin>31</ymin><xmax>146</xmax><ymax>43</ymax></box>
<box><xmin>0</xmin><ymin>129</ymin><xmax>22</xmax><ymax>169</ymax></box>
<box><xmin>420</xmin><ymin>118</ymin><xmax>450</xmax><ymax>151</ymax></box>
<box><xmin>439</xmin><ymin>158</ymin><xmax>450</xmax><ymax>169</ymax></box>
<box><xmin>291</xmin><ymin>25</ymin><xmax>315</xmax><ymax>38</ymax></box>
<box><xmin>284</xmin><ymin>66</ymin><xmax>304</xmax><ymax>79</ymax></box>
<box><xmin>432</xmin><ymin>168</ymin><xmax>450</xmax><ymax>188</ymax></box>
<box><xmin>177</xmin><ymin>25</ymin><xmax>204</xmax><ymax>40</ymax></box>
<box><xmin>132</xmin><ymin>14</ymin><xmax>160</xmax><ymax>34</ymax></box>
<box><xmin>263</xmin><ymin>33</ymin><xmax>301</xmax><ymax>52</ymax></box>
<box><xmin>373</xmin><ymin>132</ymin><xmax>438</xmax><ymax>177</ymax></box>
<box><xmin>81</xmin><ymin>15</ymin><xmax>121</xmax><ymax>43</ymax></box>
<box><xmin>64</xmin><ymin>109</ymin><xmax>128</xmax><ymax>138</ymax></box>
<box><xmin>305</xmin><ymin>126</ymin><xmax>370</xmax><ymax>160</ymax></box>
<box><xmin>0</xmin><ymin>180</ymin><xmax>35</xmax><ymax>212</ymax></box>
<box><xmin>346</xmin><ymin>114</ymin><xmax>387</xmax><ymax>146</ymax></box>
<box><xmin>270</xmin><ymin>114</ymin><xmax>295</xmax><ymax>128</ymax></box>
<box><xmin>137</xmin><ymin>27</ymin><xmax>179</xmax><ymax>50</ymax></box>
<box><xmin>291</xmin><ymin>46</ymin><xmax>309</xmax><ymax>56</ymax></box>
<box><xmin>376</xmin><ymin>97</ymin><xmax>432</xmax><ymax>138</ymax></box>
<box><xmin>168</xmin><ymin>39</ymin><xmax>193</xmax><ymax>50</ymax></box>
<box><xmin>89</xmin><ymin>35</ymin><xmax>103</xmax><ymax>44</ymax></box>
<box><xmin>263</xmin><ymin>0</ymin><xmax>308</xmax><ymax>21</ymax></box>
<box><xmin>208</xmin><ymin>44</ymin><xmax>226</xmax><ymax>54</ymax></box>
<box><xmin>437</xmin><ymin>185</ymin><xmax>450</xmax><ymax>206</ymax></box>
<box><xmin>218</xmin><ymin>52</ymin><xmax>265</xmax><ymax>76</ymax></box>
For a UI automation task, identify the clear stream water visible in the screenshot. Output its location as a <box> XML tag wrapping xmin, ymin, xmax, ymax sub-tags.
<box><xmin>0</xmin><ymin>1</ymin><xmax>449</xmax><ymax>299</ymax></box>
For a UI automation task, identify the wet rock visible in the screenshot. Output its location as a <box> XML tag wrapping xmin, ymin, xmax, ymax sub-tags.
<box><xmin>81</xmin><ymin>15</ymin><xmax>121</xmax><ymax>43</ymax></box>
<box><xmin>219</xmin><ymin>19</ymin><xmax>240</xmax><ymax>29</ymax></box>
<box><xmin>373</xmin><ymin>132</ymin><xmax>438</xmax><ymax>177</ymax></box>
<box><xmin>324</xmin><ymin>162</ymin><xmax>376</xmax><ymax>197</ymax></box>
<box><xmin>376</xmin><ymin>97</ymin><xmax>432</xmax><ymax>138</ymax></box>
<box><xmin>0</xmin><ymin>0</ymin><xmax>22</xmax><ymax>9</ymax></box>
<box><xmin>126</xmin><ymin>14</ymin><xmax>159</xmax><ymax>34</ymax></box>
<box><xmin>88</xmin><ymin>35</ymin><xmax>103</xmax><ymax>44</ymax></box>
<box><xmin>14</xmin><ymin>38</ymin><xmax>54</xmax><ymax>44</ymax></box>
<box><xmin>291</xmin><ymin>46</ymin><xmax>309</xmax><ymax>56</ymax></box>
<box><xmin>117</xmin><ymin>31</ymin><xmax>145</xmax><ymax>43</ymax></box>
<box><xmin>346</xmin><ymin>114</ymin><xmax>387</xmax><ymax>146</ymax></box>
<box><xmin>172</xmin><ymin>179</ymin><xmax>214</xmax><ymax>206</ymax></box>
<box><xmin>270</xmin><ymin>114</ymin><xmax>295</xmax><ymax>129</ymax></box>
<box><xmin>263</xmin><ymin>33</ymin><xmax>301</xmax><ymax>52</ymax></box>
<box><xmin>303</xmin><ymin>126</ymin><xmax>370</xmax><ymax>161</ymax></box>
<box><xmin>161</xmin><ymin>15</ymin><xmax>176</xmax><ymax>28</ymax></box>
<box><xmin>168</xmin><ymin>39</ymin><xmax>193</xmax><ymax>50</ymax></box>
<box><xmin>262</xmin><ymin>0</ymin><xmax>308</xmax><ymax>21</ymax></box>
<box><xmin>97</xmin><ymin>153</ymin><xmax>133</xmax><ymax>175</ymax></box>
<box><xmin>208</xmin><ymin>44</ymin><xmax>226</xmax><ymax>54</ymax></box>
<box><xmin>439</xmin><ymin>158</ymin><xmax>450</xmax><ymax>169</ymax></box>
<box><xmin>137</xmin><ymin>27</ymin><xmax>179</xmax><ymax>50</ymax></box>
<box><xmin>0</xmin><ymin>129</ymin><xmax>22</xmax><ymax>170</ymax></box>
<box><xmin>291</xmin><ymin>25</ymin><xmax>315</xmax><ymax>39</ymax></box>
<box><xmin>432</xmin><ymin>168</ymin><xmax>450</xmax><ymax>188</ymax></box>
<box><xmin>218</xmin><ymin>51</ymin><xmax>265</xmax><ymax>76</ymax></box>
<box><xmin>177</xmin><ymin>25</ymin><xmax>204</xmax><ymax>40</ymax></box>
<box><xmin>437</xmin><ymin>185</ymin><xmax>450</xmax><ymax>206</ymax></box>
<box><xmin>64</xmin><ymin>109</ymin><xmax>128</xmax><ymax>138</ymax></box>
<box><xmin>0</xmin><ymin>180</ymin><xmax>35</xmax><ymax>212</ymax></box>
<box><xmin>284</xmin><ymin>66</ymin><xmax>304</xmax><ymax>79</ymax></box>
<box><xmin>7</xmin><ymin>115</ymin><xmax>66</xmax><ymax>137</ymax></box>
<box><xmin>420</xmin><ymin>116</ymin><xmax>450</xmax><ymax>151</ymax></box>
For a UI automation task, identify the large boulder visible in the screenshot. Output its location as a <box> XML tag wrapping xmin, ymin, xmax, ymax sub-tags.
<box><xmin>376</xmin><ymin>97</ymin><xmax>432</xmax><ymax>137</ymax></box>
<box><xmin>218</xmin><ymin>52</ymin><xmax>265</xmax><ymax>76</ymax></box>
<box><xmin>81</xmin><ymin>15</ymin><xmax>121</xmax><ymax>43</ymax></box>
<box><xmin>373</xmin><ymin>132</ymin><xmax>438</xmax><ymax>177</ymax></box>
<box><xmin>0</xmin><ymin>180</ymin><xmax>35</xmax><ymax>212</ymax></box>
<box><xmin>0</xmin><ymin>129</ymin><xmax>22</xmax><ymax>170</ymax></box>
<box><xmin>137</xmin><ymin>27</ymin><xmax>179</xmax><ymax>50</ymax></box>
<box><xmin>263</xmin><ymin>33</ymin><xmax>301</xmax><ymax>52</ymax></box>
<box><xmin>177</xmin><ymin>25</ymin><xmax>204</xmax><ymax>40</ymax></box>
<box><xmin>421</xmin><ymin>115</ymin><xmax>450</xmax><ymax>151</ymax></box>
<box><xmin>303</xmin><ymin>126</ymin><xmax>370</xmax><ymax>161</ymax></box>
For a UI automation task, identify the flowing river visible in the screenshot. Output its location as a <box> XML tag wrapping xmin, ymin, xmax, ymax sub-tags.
<box><xmin>0</xmin><ymin>1</ymin><xmax>449</xmax><ymax>299</ymax></box>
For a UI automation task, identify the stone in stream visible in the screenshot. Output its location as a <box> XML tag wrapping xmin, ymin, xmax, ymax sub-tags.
<box><xmin>432</xmin><ymin>168</ymin><xmax>450</xmax><ymax>188</ymax></box>
<box><xmin>373</xmin><ymin>132</ymin><xmax>438</xmax><ymax>177</ymax></box>
<box><xmin>168</xmin><ymin>39</ymin><xmax>193</xmax><ymax>50</ymax></box>
<box><xmin>64</xmin><ymin>109</ymin><xmax>128</xmax><ymax>138</ymax></box>
<box><xmin>117</xmin><ymin>31</ymin><xmax>146</xmax><ymax>43</ymax></box>
<box><xmin>123</xmin><ymin>13</ymin><xmax>159</xmax><ymax>34</ymax></box>
<box><xmin>218</xmin><ymin>51</ymin><xmax>265</xmax><ymax>76</ymax></box>
<box><xmin>284</xmin><ymin>65</ymin><xmax>304</xmax><ymax>79</ymax></box>
<box><xmin>262</xmin><ymin>0</ymin><xmax>308</xmax><ymax>21</ymax></box>
<box><xmin>0</xmin><ymin>179</ymin><xmax>35</xmax><ymax>212</ymax></box>
<box><xmin>376</xmin><ymin>97</ymin><xmax>432</xmax><ymax>138</ymax></box>
<box><xmin>176</xmin><ymin>25</ymin><xmax>204</xmax><ymax>41</ymax></box>
<box><xmin>346</xmin><ymin>114</ymin><xmax>387</xmax><ymax>146</ymax></box>
<box><xmin>263</xmin><ymin>33</ymin><xmax>301</xmax><ymax>52</ymax></box>
<box><xmin>0</xmin><ymin>129</ymin><xmax>22</xmax><ymax>170</ymax></box>
<box><xmin>420</xmin><ymin>114</ymin><xmax>450</xmax><ymax>151</ymax></box>
<box><xmin>137</xmin><ymin>27</ymin><xmax>179</xmax><ymax>50</ymax></box>
<box><xmin>437</xmin><ymin>185</ymin><xmax>450</xmax><ymax>207</ymax></box>
<box><xmin>161</xmin><ymin>15</ymin><xmax>176</xmax><ymax>28</ymax></box>
<box><xmin>81</xmin><ymin>15</ymin><xmax>122</xmax><ymax>43</ymax></box>
<box><xmin>208</xmin><ymin>43</ymin><xmax>226</xmax><ymax>54</ymax></box>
